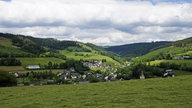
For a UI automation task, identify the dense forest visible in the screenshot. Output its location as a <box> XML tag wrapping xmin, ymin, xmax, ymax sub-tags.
<box><xmin>105</xmin><ymin>41</ymin><xmax>171</xmax><ymax>58</ymax></box>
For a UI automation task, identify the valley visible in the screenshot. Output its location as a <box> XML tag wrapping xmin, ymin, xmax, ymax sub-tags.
<box><xmin>1</xmin><ymin>33</ymin><xmax>192</xmax><ymax>84</ymax></box>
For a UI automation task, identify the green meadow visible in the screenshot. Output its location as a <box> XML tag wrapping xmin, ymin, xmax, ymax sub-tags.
<box><xmin>0</xmin><ymin>75</ymin><xmax>192</xmax><ymax>108</ymax></box>
<box><xmin>0</xmin><ymin>66</ymin><xmax>25</xmax><ymax>72</ymax></box>
<box><xmin>60</xmin><ymin>50</ymin><xmax>119</xmax><ymax>65</ymax></box>
<box><xmin>0</xmin><ymin>39</ymin><xmax>30</xmax><ymax>56</ymax></box>
<box><xmin>134</xmin><ymin>46</ymin><xmax>184</xmax><ymax>62</ymax></box>
<box><xmin>150</xmin><ymin>60</ymin><xmax>192</xmax><ymax>66</ymax></box>
<box><xmin>17</xmin><ymin>57</ymin><xmax>65</xmax><ymax>67</ymax></box>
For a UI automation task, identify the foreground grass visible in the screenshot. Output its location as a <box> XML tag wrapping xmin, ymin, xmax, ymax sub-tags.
<box><xmin>0</xmin><ymin>75</ymin><xmax>192</xmax><ymax>108</ymax></box>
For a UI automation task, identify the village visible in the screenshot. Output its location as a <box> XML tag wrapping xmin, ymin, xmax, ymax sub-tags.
<box><xmin>13</xmin><ymin>59</ymin><xmax>123</xmax><ymax>86</ymax></box>
<box><xmin>12</xmin><ymin>58</ymin><xmax>176</xmax><ymax>86</ymax></box>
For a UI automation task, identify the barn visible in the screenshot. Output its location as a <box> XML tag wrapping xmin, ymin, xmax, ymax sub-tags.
<box><xmin>26</xmin><ymin>65</ymin><xmax>40</xmax><ymax>69</ymax></box>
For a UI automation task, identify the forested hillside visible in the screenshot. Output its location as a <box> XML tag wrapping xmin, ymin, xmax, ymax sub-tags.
<box><xmin>132</xmin><ymin>37</ymin><xmax>192</xmax><ymax>75</ymax></box>
<box><xmin>0</xmin><ymin>33</ymin><xmax>124</xmax><ymax>71</ymax></box>
<box><xmin>105</xmin><ymin>41</ymin><xmax>171</xmax><ymax>58</ymax></box>
<box><xmin>134</xmin><ymin>37</ymin><xmax>192</xmax><ymax>62</ymax></box>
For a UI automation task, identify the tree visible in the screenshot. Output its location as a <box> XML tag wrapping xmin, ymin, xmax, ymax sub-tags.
<box><xmin>0</xmin><ymin>56</ymin><xmax>21</xmax><ymax>66</ymax></box>
<box><xmin>0</xmin><ymin>71</ymin><xmax>17</xmax><ymax>87</ymax></box>
<box><xmin>131</xmin><ymin>63</ymin><xmax>164</xmax><ymax>79</ymax></box>
<box><xmin>48</xmin><ymin>61</ymin><xmax>53</xmax><ymax>69</ymax></box>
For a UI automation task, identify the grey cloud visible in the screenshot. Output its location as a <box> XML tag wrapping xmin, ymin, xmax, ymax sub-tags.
<box><xmin>0</xmin><ymin>0</ymin><xmax>11</xmax><ymax>2</ymax></box>
<box><xmin>0</xmin><ymin>0</ymin><xmax>192</xmax><ymax>45</ymax></box>
<box><xmin>0</xmin><ymin>20</ymin><xmax>65</xmax><ymax>28</ymax></box>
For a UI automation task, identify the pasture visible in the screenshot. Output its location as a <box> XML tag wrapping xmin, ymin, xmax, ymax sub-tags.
<box><xmin>0</xmin><ymin>39</ymin><xmax>30</xmax><ymax>56</ymax></box>
<box><xmin>17</xmin><ymin>57</ymin><xmax>65</xmax><ymax>67</ymax></box>
<box><xmin>0</xmin><ymin>66</ymin><xmax>25</xmax><ymax>72</ymax></box>
<box><xmin>150</xmin><ymin>60</ymin><xmax>192</xmax><ymax>66</ymax></box>
<box><xmin>60</xmin><ymin>50</ymin><xmax>119</xmax><ymax>65</ymax></box>
<box><xmin>134</xmin><ymin>46</ymin><xmax>184</xmax><ymax>62</ymax></box>
<box><xmin>0</xmin><ymin>75</ymin><xmax>192</xmax><ymax>108</ymax></box>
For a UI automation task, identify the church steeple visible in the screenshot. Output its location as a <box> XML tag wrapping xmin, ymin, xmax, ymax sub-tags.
<box><xmin>140</xmin><ymin>71</ymin><xmax>145</xmax><ymax>79</ymax></box>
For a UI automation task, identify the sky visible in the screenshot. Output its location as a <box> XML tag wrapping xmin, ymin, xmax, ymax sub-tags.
<box><xmin>0</xmin><ymin>0</ymin><xmax>192</xmax><ymax>46</ymax></box>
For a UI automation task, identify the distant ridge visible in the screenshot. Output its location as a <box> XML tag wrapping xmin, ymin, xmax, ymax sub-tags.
<box><xmin>105</xmin><ymin>41</ymin><xmax>171</xmax><ymax>57</ymax></box>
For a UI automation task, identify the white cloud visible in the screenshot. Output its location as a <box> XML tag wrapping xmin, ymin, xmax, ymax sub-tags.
<box><xmin>0</xmin><ymin>0</ymin><xmax>192</xmax><ymax>45</ymax></box>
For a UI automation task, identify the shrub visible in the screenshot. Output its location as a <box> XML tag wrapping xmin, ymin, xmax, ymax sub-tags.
<box><xmin>0</xmin><ymin>71</ymin><xmax>17</xmax><ymax>87</ymax></box>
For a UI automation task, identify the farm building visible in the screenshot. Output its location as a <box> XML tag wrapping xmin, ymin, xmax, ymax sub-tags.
<box><xmin>26</xmin><ymin>65</ymin><xmax>40</xmax><ymax>69</ymax></box>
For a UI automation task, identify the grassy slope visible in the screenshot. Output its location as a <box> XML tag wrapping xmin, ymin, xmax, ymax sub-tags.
<box><xmin>134</xmin><ymin>46</ymin><xmax>184</xmax><ymax>62</ymax></box>
<box><xmin>0</xmin><ymin>36</ymin><xmax>120</xmax><ymax>72</ymax></box>
<box><xmin>0</xmin><ymin>38</ymin><xmax>30</xmax><ymax>56</ymax></box>
<box><xmin>150</xmin><ymin>60</ymin><xmax>192</xmax><ymax>67</ymax></box>
<box><xmin>134</xmin><ymin>37</ymin><xmax>192</xmax><ymax>62</ymax></box>
<box><xmin>60</xmin><ymin>50</ymin><xmax>119</xmax><ymax>65</ymax></box>
<box><xmin>0</xmin><ymin>75</ymin><xmax>192</xmax><ymax>108</ymax></box>
<box><xmin>106</xmin><ymin>41</ymin><xmax>171</xmax><ymax>57</ymax></box>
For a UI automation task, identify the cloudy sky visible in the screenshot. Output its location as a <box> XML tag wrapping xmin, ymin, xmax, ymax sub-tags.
<box><xmin>0</xmin><ymin>0</ymin><xmax>192</xmax><ymax>46</ymax></box>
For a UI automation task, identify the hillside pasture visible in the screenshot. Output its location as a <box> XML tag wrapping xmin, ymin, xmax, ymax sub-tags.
<box><xmin>0</xmin><ymin>39</ymin><xmax>31</xmax><ymax>56</ymax></box>
<box><xmin>150</xmin><ymin>60</ymin><xmax>192</xmax><ymax>67</ymax></box>
<box><xmin>0</xmin><ymin>38</ymin><xmax>17</xmax><ymax>48</ymax></box>
<box><xmin>0</xmin><ymin>75</ymin><xmax>192</xmax><ymax>108</ymax></box>
<box><xmin>17</xmin><ymin>57</ymin><xmax>65</xmax><ymax>67</ymax></box>
<box><xmin>177</xmin><ymin>51</ymin><xmax>192</xmax><ymax>56</ymax></box>
<box><xmin>60</xmin><ymin>50</ymin><xmax>119</xmax><ymax>65</ymax></box>
<box><xmin>134</xmin><ymin>46</ymin><xmax>184</xmax><ymax>62</ymax></box>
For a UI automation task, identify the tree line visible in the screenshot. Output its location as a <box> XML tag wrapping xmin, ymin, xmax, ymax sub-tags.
<box><xmin>43</xmin><ymin>59</ymin><xmax>90</xmax><ymax>74</ymax></box>
<box><xmin>0</xmin><ymin>57</ymin><xmax>21</xmax><ymax>66</ymax></box>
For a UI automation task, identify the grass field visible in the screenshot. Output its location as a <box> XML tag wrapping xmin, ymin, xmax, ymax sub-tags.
<box><xmin>17</xmin><ymin>57</ymin><xmax>65</xmax><ymax>67</ymax></box>
<box><xmin>0</xmin><ymin>66</ymin><xmax>64</xmax><ymax>73</ymax></box>
<box><xmin>60</xmin><ymin>50</ymin><xmax>119</xmax><ymax>65</ymax></box>
<box><xmin>133</xmin><ymin>46</ymin><xmax>184</xmax><ymax>62</ymax></box>
<box><xmin>0</xmin><ymin>75</ymin><xmax>192</xmax><ymax>108</ymax></box>
<box><xmin>0</xmin><ymin>39</ymin><xmax>30</xmax><ymax>56</ymax></box>
<box><xmin>150</xmin><ymin>60</ymin><xmax>192</xmax><ymax>67</ymax></box>
<box><xmin>0</xmin><ymin>66</ymin><xmax>25</xmax><ymax>72</ymax></box>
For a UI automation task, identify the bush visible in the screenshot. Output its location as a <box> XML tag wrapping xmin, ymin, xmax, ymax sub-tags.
<box><xmin>0</xmin><ymin>57</ymin><xmax>21</xmax><ymax>66</ymax></box>
<box><xmin>131</xmin><ymin>63</ymin><xmax>164</xmax><ymax>79</ymax></box>
<box><xmin>88</xmin><ymin>76</ymin><xmax>99</xmax><ymax>83</ymax></box>
<box><xmin>0</xmin><ymin>71</ymin><xmax>17</xmax><ymax>87</ymax></box>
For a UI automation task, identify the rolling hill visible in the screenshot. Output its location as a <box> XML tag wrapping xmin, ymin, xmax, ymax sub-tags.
<box><xmin>0</xmin><ymin>33</ymin><xmax>123</xmax><ymax>72</ymax></box>
<box><xmin>133</xmin><ymin>37</ymin><xmax>192</xmax><ymax>73</ymax></box>
<box><xmin>105</xmin><ymin>41</ymin><xmax>171</xmax><ymax>58</ymax></box>
<box><xmin>134</xmin><ymin>37</ymin><xmax>192</xmax><ymax>62</ymax></box>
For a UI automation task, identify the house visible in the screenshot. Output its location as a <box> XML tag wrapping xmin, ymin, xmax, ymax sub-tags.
<box><xmin>173</xmin><ymin>56</ymin><xmax>192</xmax><ymax>60</ymax></box>
<box><xmin>57</xmin><ymin>71</ymin><xmax>71</xmax><ymax>79</ymax></box>
<box><xmin>183</xmin><ymin>56</ymin><xmax>192</xmax><ymax>59</ymax></box>
<box><xmin>71</xmin><ymin>73</ymin><xmax>81</xmax><ymax>79</ymax></box>
<box><xmin>57</xmin><ymin>71</ymin><xmax>81</xmax><ymax>80</ymax></box>
<box><xmin>173</xmin><ymin>56</ymin><xmax>184</xmax><ymax>60</ymax></box>
<box><xmin>105</xmin><ymin>73</ymin><xmax>117</xmax><ymax>81</ymax></box>
<box><xmin>83</xmin><ymin>60</ymin><xmax>103</xmax><ymax>68</ymax></box>
<box><xmin>163</xmin><ymin>69</ymin><xmax>174</xmax><ymax>77</ymax></box>
<box><xmin>13</xmin><ymin>72</ymin><xmax>19</xmax><ymax>77</ymax></box>
<box><xmin>26</xmin><ymin>65</ymin><xmax>40</xmax><ymax>69</ymax></box>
